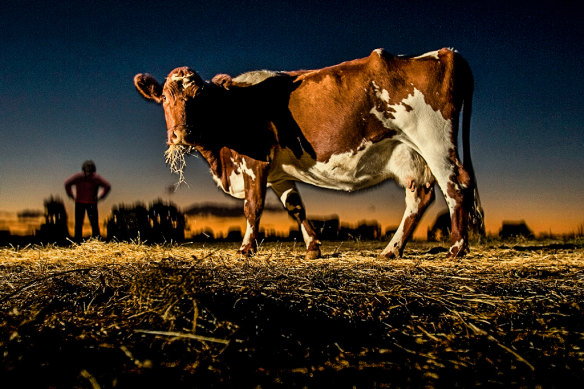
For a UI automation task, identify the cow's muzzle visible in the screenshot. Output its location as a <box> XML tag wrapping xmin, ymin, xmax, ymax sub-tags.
<box><xmin>167</xmin><ymin>125</ymin><xmax>193</xmax><ymax>146</ymax></box>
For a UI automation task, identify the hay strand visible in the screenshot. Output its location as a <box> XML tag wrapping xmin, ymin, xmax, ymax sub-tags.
<box><xmin>164</xmin><ymin>144</ymin><xmax>194</xmax><ymax>187</ymax></box>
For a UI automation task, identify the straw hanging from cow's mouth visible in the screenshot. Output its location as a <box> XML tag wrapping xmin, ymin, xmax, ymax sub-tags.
<box><xmin>164</xmin><ymin>144</ymin><xmax>193</xmax><ymax>188</ymax></box>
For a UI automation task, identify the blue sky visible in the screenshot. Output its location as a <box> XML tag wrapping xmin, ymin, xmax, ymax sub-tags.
<box><xmin>1</xmin><ymin>0</ymin><xmax>582</xmax><ymax>235</ymax></box>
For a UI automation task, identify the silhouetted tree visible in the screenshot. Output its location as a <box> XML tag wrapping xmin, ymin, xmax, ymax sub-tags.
<box><xmin>37</xmin><ymin>196</ymin><xmax>70</xmax><ymax>243</ymax></box>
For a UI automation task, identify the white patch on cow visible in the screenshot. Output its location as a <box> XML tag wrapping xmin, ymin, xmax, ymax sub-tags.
<box><xmin>301</xmin><ymin>224</ymin><xmax>314</xmax><ymax>249</ymax></box>
<box><xmin>279</xmin><ymin>188</ymin><xmax>294</xmax><ymax>206</ymax></box>
<box><xmin>373</xmin><ymin>48</ymin><xmax>384</xmax><ymax>57</ymax></box>
<box><xmin>237</xmin><ymin>159</ymin><xmax>256</xmax><ymax>181</ymax></box>
<box><xmin>413</xmin><ymin>50</ymin><xmax>440</xmax><ymax>60</ymax></box>
<box><xmin>269</xmin><ymin>140</ymin><xmax>430</xmax><ymax>193</ymax></box>
<box><xmin>233</xmin><ymin>70</ymin><xmax>280</xmax><ymax>85</ymax></box>
<box><xmin>211</xmin><ymin>159</ymin><xmax>256</xmax><ymax>199</ymax></box>
<box><xmin>371</xmin><ymin>81</ymin><xmax>390</xmax><ymax>103</ymax></box>
<box><xmin>450</xmin><ymin>239</ymin><xmax>465</xmax><ymax>254</ymax></box>
<box><xmin>368</xmin><ymin>86</ymin><xmax>457</xmax><ymax>211</ymax></box>
<box><xmin>242</xmin><ymin>220</ymin><xmax>254</xmax><ymax>246</ymax></box>
<box><xmin>169</xmin><ymin>73</ymin><xmax>197</xmax><ymax>90</ymax></box>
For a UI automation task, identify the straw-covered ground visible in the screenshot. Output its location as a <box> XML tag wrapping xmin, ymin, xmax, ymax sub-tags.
<box><xmin>1</xmin><ymin>239</ymin><xmax>583</xmax><ymax>388</ymax></box>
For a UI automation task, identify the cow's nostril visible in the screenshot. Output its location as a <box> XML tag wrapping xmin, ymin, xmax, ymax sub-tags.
<box><xmin>168</xmin><ymin>131</ymin><xmax>185</xmax><ymax>145</ymax></box>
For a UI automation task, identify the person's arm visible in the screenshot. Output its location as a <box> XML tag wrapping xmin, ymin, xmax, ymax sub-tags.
<box><xmin>98</xmin><ymin>177</ymin><xmax>111</xmax><ymax>200</ymax></box>
<box><xmin>64</xmin><ymin>175</ymin><xmax>77</xmax><ymax>200</ymax></box>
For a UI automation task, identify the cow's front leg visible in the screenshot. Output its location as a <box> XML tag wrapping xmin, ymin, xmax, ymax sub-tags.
<box><xmin>238</xmin><ymin>161</ymin><xmax>269</xmax><ymax>257</ymax></box>
<box><xmin>380</xmin><ymin>182</ymin><xmax>435</xmax><ymax>259</ymax></box>
<box><xmin>270</xmin><ymin>181</ymin><xmax>321</xmax><ymax>259</ymax></box>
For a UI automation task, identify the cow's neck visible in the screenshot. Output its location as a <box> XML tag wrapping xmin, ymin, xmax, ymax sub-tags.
<box><xmin>195</xmin><ymin>145</ymin><xmax>224</xmax><ymax>179</ymax></box>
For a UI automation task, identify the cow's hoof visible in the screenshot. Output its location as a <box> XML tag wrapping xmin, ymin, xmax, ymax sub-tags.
<box><xmin>378</xmin><ymin>246</ymin><xmax>401</xmax><ymax>260</ymax></box>
<box><xmin>237</xmin><ymin>248</ymin><xmax>255</xmax><ymax>257</ymax></box>
<box><xmin>378</xmin><ymin>252</ymin><xmax>398</xmax><ymax>260</ymax></box>
<box><xmin>447</xmin><ymin>241</ymin><xmax>468</xmax><ymax>258</ymax></box>
<box><xmin>305</xmin><ymin>248</ymin><xmax>321</xmax><ymax>260</ymax></box>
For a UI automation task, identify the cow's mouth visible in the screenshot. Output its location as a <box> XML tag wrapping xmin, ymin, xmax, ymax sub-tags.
<box><xmin>164</xmin><ymin>144</ymin><xmax>194</xmax><ymax>186</ymax></box>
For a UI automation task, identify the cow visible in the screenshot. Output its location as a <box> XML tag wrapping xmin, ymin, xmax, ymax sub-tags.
<box><xmin>134</xmin><ymin>48</ymin><xmax>484</xmax><ymax>259</ymax></box>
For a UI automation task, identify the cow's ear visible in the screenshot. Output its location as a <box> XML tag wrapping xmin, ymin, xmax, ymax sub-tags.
<box><xmin>212</xmin><ymin>73</ymin><xmax>233</xmax><ymax>89</ymax></box>
<box><xmin>134</xmin><ymin>73</ymin><xmax>163</xmax><ymax>103</ymax></box>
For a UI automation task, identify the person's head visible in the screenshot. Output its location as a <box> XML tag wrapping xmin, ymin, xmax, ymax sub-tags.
<box><xmin>82</xmin><ymin>160</ymin><xmax>96</xmax><ymax>175</ymax></box>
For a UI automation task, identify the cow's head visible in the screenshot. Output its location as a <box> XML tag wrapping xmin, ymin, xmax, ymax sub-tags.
<box><xmin>134</xmin><ymin>67</ymin><xmax>206</xmax><ymax>147</ymax></box>
<box><xmin>135</xmin><ymin>67</ymin><xmax>211</xmax><ymax>184</ymax></box>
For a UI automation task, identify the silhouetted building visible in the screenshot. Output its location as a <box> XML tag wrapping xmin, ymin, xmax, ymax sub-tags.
<box><xmin>340</xmin><ymin>220</ymin><xmax>382</xmax><ymax>241</ymax></box>
<box><xmin>225</xmin><ymin>227</ymin><xmax>243</xmax><ymax>242</ymax></box>
<box><xmin>383</xmin><ymin>226</ymin><xmax>398</xmax><ymax>240</ymax></box>
<box><xmin>0</xmin><ymin>230</ymin><xmax>10</xmax><ymax>245</ymax></box>
<box><xmin>311</xmin><ymin>217</ymin><xmax>340</xmax><ymax>240</ymax></box>
<box><xmin>499</xmin><ymin>220</ymin><xmax>534</xmax><ymax>240</ymax></box>
<box><xmin>149</xmin><ymin>200</ymin><xmax>185</xmax><ymax>242</ymax></box>
<box><xmin>427</xmin><ymin>210</ymin><xmax>451</xmax><ymax>242</ymax></box>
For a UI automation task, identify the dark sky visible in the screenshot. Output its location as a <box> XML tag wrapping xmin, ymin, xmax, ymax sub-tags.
<box><xmin>1</xmin><ymin>0</ymin><xmax>583</xmax><ymax>235</ymax></box>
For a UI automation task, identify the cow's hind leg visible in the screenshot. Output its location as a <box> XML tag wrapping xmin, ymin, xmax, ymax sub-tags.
<box><xmin>380</xmin><ymin>182</ymin><xmax>435</xmax><ymax>259</ymax></box>
<box><xmin>420</xmin><ymin>151</ymin><xmax>472</xmax><ymax>258</ymax></box>
<box><xmin>438</xmin><ymin>164</ymin><xmax>472</xmax><ymax>257</ymax></box>
<box><xmin>380</xmin><ymin>145</ymin><xmax>435</xmax><ymax>258</ymax></box>
<box><xmin>270</xmin><ymin>181</ymin><xmax>321</xmax><ymax>259</ymax></box>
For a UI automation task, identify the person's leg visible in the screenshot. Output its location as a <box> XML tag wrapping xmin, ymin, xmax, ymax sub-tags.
<box><xmin>74</xmin><ymin>203</ymin><xmax>85</xmax><ymax>241</ymax></box>
<box><xmin>87</xmin><ymin>203</ymin><xmax>100</xmax><ymax>238</ymax></box>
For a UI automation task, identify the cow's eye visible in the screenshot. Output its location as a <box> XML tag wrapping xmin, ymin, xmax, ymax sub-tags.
<box><xmin>161</xmin><ymin>95</ymin><xmax>167</xmax><ymax>102</ymax></box>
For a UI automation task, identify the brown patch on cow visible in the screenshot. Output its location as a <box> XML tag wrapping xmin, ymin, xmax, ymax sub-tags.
<box><xmin>377</xmin><ymin>48</ymin><xmax>463</xmax><ymax>121</ymax></box>
<box><xmin>284</xmin><ymin>48</ymin><xmax>465</xmax><ymax>162</ymax></box>
<box><xmin>286</xmin><ymin>50</ymin><xmax>399</xmax><ymax>161</ymax></box>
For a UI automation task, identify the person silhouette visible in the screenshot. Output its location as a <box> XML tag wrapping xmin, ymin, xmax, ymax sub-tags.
<box><xmin>65</xmin><ymin>160</ymin><xmax>111</xmax><ymax>241</ymax></box>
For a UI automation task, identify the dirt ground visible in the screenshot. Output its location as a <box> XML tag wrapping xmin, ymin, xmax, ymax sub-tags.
<box><xmin>1</xmin><ymin>239</ymin><xmax>583</xmax><ymax>388</ymax></box>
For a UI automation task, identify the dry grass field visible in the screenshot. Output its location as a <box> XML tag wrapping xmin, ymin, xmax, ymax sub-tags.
<box><xmin>1</xmin><ymin>239</ymin><xmax>583</xmax><ymax>388</ymax></box>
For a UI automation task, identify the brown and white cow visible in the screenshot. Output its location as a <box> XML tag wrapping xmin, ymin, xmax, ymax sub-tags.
<box><xmin>134</xmin><ymin>48</ymin><xmax>484</xmax><ymax>259</ymax></box>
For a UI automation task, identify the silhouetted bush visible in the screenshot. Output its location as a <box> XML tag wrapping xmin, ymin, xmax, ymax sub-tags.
<box><xmin>37</xmin><ymin>196</ymin><xmax>69</xmax><ymax>244</ymax></box>
<box><xmin>106</xmin><ymin>200</ymin><xmax>185</xmax><ymax>243</ymax></box>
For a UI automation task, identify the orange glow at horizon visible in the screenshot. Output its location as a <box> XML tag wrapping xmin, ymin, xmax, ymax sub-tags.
<box><xmin>1</xmin><ymin>203</ymin><xmax>582</xmax><ymax>240</ymax></box>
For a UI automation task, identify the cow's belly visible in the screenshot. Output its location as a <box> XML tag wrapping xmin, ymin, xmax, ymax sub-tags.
<box><xmin>269</xmin><ymin>138</ymin><xmax>424</xmax><ymax>191</ymax></box>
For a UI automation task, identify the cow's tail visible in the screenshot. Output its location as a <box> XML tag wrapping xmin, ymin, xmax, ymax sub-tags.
<box><xmin>458</xmin><ymin>53</ymin><xmax>485</xmax><ymax>238</ymax></box>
